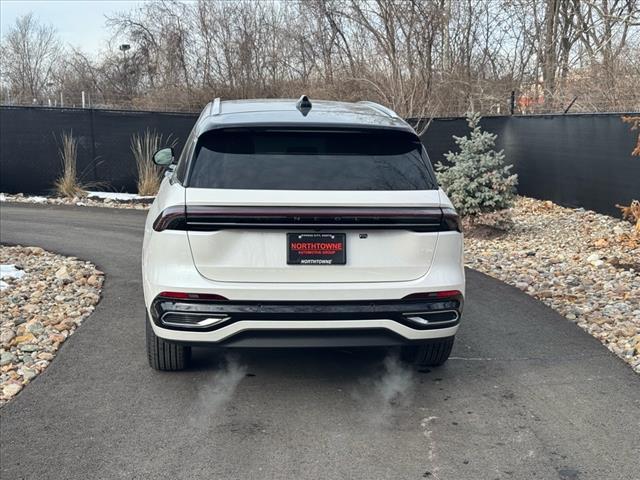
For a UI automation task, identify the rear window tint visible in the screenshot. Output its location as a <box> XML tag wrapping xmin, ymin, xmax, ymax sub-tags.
<box><xmin>187</xmin><ymin>129</ymin><xmax>437</xmax><ymax>190</ymax></box>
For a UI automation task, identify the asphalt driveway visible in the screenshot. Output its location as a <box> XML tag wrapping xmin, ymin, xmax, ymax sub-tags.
<box><xmin>1</xmin><ymin>203</ymin><xmax>638</xmax><ymax>480</ymax></box>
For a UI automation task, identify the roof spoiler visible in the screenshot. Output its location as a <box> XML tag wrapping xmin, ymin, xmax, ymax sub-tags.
<box><xmin>357</xmin><ymin>101</ymin><xmax>400</xmax><ymax>119</ymax></box>
<box><xmin>210</xmin><ymin>97</ymin><xmax>221</xmax><ymax>115</ymax></box>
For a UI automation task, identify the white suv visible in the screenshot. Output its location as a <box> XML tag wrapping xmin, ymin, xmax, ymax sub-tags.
<box><xmin>142</xmin><ymin>97</ymin><xmax>464</xmax><ymax>371</ymax></box>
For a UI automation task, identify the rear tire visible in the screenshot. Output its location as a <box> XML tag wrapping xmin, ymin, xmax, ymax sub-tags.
<box><xmin>401</xmin><ymin>336</ymin><xmax>454</xmax><ymax>367</ymax></box>
<box><xmin>146</xmin><ymin>317</ymin><xmax>191</xmax><ymax>371</ymax></box>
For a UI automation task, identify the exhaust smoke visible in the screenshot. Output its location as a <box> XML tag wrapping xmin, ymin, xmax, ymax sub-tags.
<box><xmin>352</xmin><ymin>351</ymin><xmax>416</xmax><ymax>426</ymax></box>
<box><xmin>193</xmin><ymin>354</ymin><xmax>247</xmax><ymax>421</ymax></box>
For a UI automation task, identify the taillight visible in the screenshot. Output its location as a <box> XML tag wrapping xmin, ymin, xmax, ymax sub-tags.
<box><xmin>441</xmin><ymin>208</ymin><xmax>462</xmax><ymax>232</ymax></box>
<box><xmin>183</xmin><ymin>205</ymin><xmax>445</xmax><ymax>231</ymax></box>
<box><xmin>153</xmin><ymin>206</ymin><xmax>187</xmax><ymax>231</ymax></box>
<box><xmin>153</xmin><ymin>205</ymin><xmax>462</xmax><ymax>232</ymax></box>
<box><xmin>158</xmin><ymin>291</ymin><xmax>228</xmax><ymax>301</ymax></box>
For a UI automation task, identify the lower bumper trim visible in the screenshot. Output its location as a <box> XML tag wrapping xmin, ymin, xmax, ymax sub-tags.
<box><xmin>150</xmin><ymin>319</ymin><xmax>459</xmax><ymax>344</ymax></box>
<box><xmin>151</xmin><ymin>296</ymin><xmax>463</xmax><ymax>333</ymax></box>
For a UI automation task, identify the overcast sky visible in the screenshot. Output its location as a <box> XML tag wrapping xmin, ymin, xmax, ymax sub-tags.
<box><xmin>0</xmin><ymin>0</ymin><xmax>149</xmax><ymax>54</ymax></box>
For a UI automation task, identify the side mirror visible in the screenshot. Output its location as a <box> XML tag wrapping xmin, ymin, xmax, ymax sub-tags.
<box><xmin>152</xmin><ymin>147</ymin><xmax>174</xmax><ymax>166</ymax></box>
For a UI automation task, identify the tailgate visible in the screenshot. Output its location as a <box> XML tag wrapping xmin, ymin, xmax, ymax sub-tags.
<box><xmin>186</xmin><ymin>189</ymin><xmax>442</xmax><ymax>284</ymax></box>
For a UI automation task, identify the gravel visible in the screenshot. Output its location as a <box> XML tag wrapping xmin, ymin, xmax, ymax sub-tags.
<box><xmin>465</xmin><ymin>197</ymin><xmax>640</xmax><ymax>373</ymax></box>
<box><xmin>0</xmin><ymin>245</ymin><xmax>103</xmax><ymax>405</ymax></box>
<box><xmin>0</xmin><ymin>192</ymin><xmax>151</xmax><ymax>210</ymax></box>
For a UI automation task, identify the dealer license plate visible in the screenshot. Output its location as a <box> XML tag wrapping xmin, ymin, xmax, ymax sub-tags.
<box><xmin>287</xmin><ymin>233</ymin><xmax>346</xmax><ymax>265</ymax></box>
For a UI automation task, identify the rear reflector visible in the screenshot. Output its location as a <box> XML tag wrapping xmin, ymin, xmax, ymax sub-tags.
<box><xmin>435</xmin><ymin>290</ymin><xmax>462</xmax><ymax>298</ymax></box>
<box><xmin>403</xmin><ymin>290</ymin><xmax>462</xmax><ymax>300</ymax></box>
<box><xmin>158</xmin><ymin>291</ymin><xmax>228</xmax><ymax>301</ymax></box>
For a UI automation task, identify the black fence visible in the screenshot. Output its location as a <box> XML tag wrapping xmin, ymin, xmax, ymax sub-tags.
<box><xmin>421</xmin><ymin>114</ymin><xmax>639</xmax><ymax>216</ymax></box>
<box><xmin>1</xmin><ymin>106</ymin><xmax>638</xmax><ymax>216</ymax></box>
<box><xmin>0</xmin><ymin>107</ymin><xmax>197</xmax><ymax>194</ymax></box>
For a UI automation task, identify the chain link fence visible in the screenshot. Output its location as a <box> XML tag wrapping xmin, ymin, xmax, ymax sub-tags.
<box><xmin>3</xmin><ymin>86</ymin><xmax>640</xmax><ymax>117</ymax></box>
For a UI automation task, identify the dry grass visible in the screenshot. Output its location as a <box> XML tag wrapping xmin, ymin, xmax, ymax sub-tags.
<box><xmin>54</xmin><ymin>131</ymin><xmax>86</xmax><ymax>198</ymax></box>
<box><xmin>621</xmin><ymin>116</ymin><xmax>640</xmax><ymax>156</ymax></box>
<box><xmin>616</xmin><ymin>200</ymin><xmax>640</xmax><ymax>233</ymax></box>
<box><xmin>131</xmin><ymin>129</ymin><xmax>176</xmax><ymax>196</ymax></box>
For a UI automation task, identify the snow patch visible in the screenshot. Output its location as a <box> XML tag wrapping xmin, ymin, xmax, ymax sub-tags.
<box><xmin>86</xmin><ymin>191</ymin><xmax>155</xmax><ymax>201</ymax></box>
<box><xmin>0</xmin><ymin>264</ymin><xmax>25</xmax><ymax>291</ymax></box>
<box><xmin>1</xmin><ymin>265</ymin><xmax>25</xmax><ymax>280</ymax></box>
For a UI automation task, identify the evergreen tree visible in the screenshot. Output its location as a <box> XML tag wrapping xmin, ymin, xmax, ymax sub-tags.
<box><xmin>436</xmin><ymin>112</ymin><xmax>518</xmax><ymax>218</ymax></box>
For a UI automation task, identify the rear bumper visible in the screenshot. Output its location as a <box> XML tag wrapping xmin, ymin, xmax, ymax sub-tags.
<box><xmin>149</xmin><ymin>295</ymin><xmax>462</xmax><ymax>346</ymax></box>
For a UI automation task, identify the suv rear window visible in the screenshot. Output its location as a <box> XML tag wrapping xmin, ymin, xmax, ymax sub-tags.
<box><xmin>187</xmin><ymin>128</ymin><xmax>437</xmax><ymax>190</ymax></box>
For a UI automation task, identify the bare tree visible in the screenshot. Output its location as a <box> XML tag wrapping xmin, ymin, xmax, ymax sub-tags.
<box><xmin>0</xmin><ymin>13</ymin><xmax>62</xmax><ymax>103</ymax></box>
<box><xmin>3</xmin><ymin>0</ymin><xmax>639</xmax><ymax>114</ymax></box>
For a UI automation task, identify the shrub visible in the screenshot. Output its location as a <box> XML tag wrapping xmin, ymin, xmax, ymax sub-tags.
<box><xmin>131</xmin><ymin>129</ymin><xmax>176</xmax><ymax>196</ymax></box>
<box><xmin>436</xmin><ymin>112</ymin><xmax>518</xmax><ymax>219</ymax></box>
<box><xmin>54</xmin><ymin>131</ymin><xmax>85</xmax><ymax>198</ymax></box>
<box><xmin>614</xmin><ymin>117</ymin><xmax>639</xmax><ymax>230</ymax></box>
